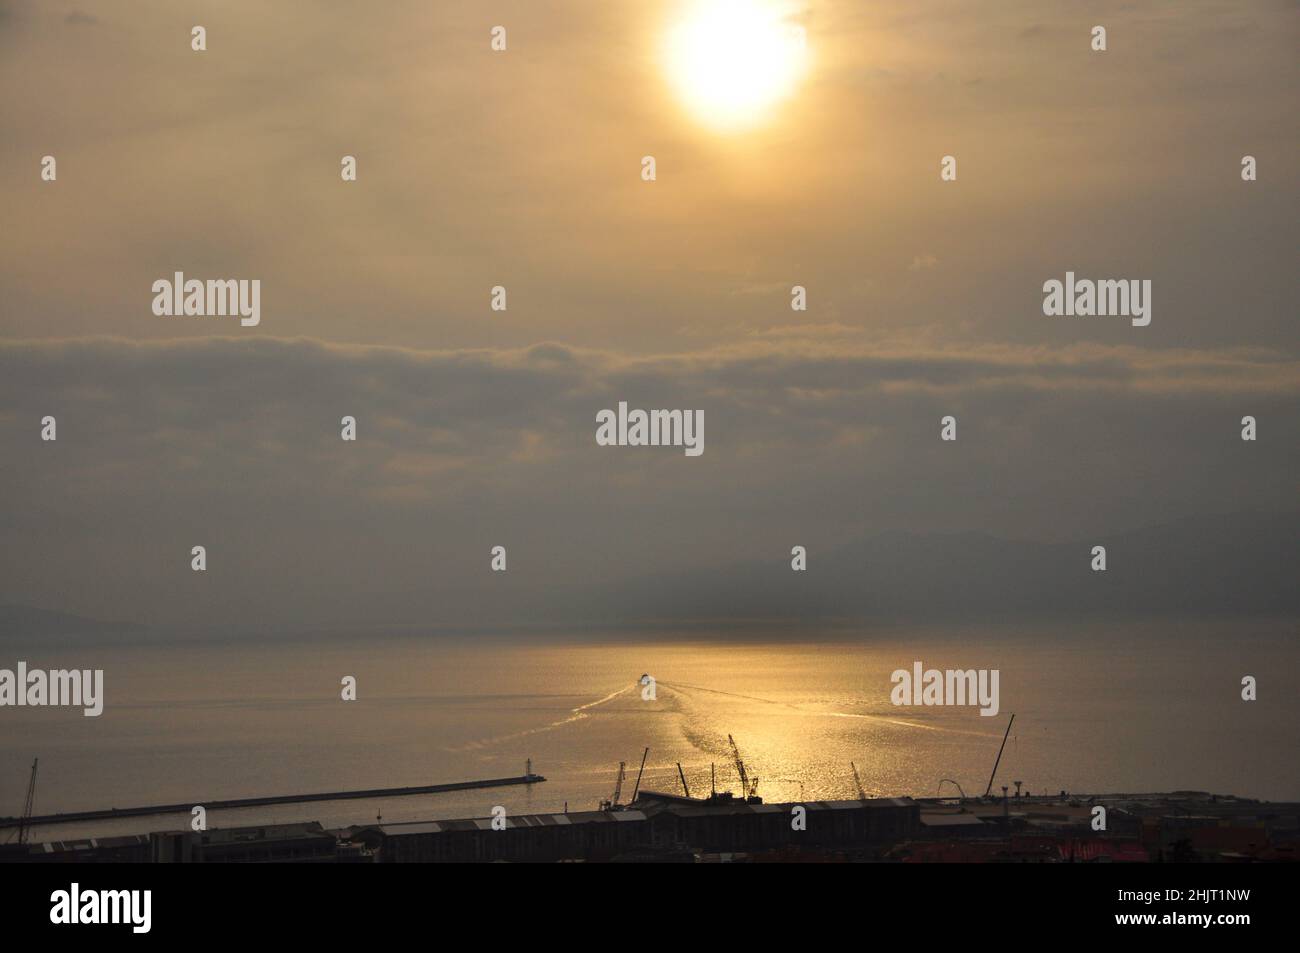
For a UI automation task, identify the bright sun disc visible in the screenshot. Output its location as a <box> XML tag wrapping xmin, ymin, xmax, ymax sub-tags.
<box><xmin>666</xmin><ymin>0</ymin><xmax>808</xmax><ymax>131</ymax></box>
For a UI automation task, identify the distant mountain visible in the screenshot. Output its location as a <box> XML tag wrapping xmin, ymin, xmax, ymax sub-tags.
<box><xmin>1</xmin><ymin>510</ymin><xmax>1293</xmax><ymax>638</ymax></box>
<box><xmin>577</xmin><ymin>509</ymin><xmax>1300</xmax><ymax>625</ymax></box>
<box><xmin>0</xmin><ymin>604</ymin><xmax>146</xmax><ymax>642</ymax></box>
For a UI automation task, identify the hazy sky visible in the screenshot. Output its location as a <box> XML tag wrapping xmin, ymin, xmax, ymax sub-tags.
<box><xmin>1</xmin><ymin>0</ymin><xmax>1296</xmax><ymax>628</ymax></box>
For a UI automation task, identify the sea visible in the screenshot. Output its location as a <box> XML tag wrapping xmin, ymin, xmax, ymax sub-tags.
<box><xmin>3</xmin><ymin>619</ymin><xmax>1296</xmax><ymax>843</ymax></box>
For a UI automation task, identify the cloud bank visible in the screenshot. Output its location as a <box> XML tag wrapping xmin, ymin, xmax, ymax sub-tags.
<box><xmin>2</xmin><ymin>335</ymin><xmax>1295</xmax><ymax>628</ymax></box>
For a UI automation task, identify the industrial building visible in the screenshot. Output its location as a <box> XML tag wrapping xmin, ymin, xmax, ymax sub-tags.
<box><xmin>2</xmin><ymin>791</ymin><xmax>1295</xmax><ymax>863</ymax></box>
<box><xmin>354</xmin><ymin>794</ymin><xmax>920</xmax><ymax>863</ymax></box>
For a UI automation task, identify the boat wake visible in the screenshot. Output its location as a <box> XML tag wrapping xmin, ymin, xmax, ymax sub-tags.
<box><xmin>443</xmin><ymin>685</ymin><xmax>634</xmax><ymax>752</ymax></box>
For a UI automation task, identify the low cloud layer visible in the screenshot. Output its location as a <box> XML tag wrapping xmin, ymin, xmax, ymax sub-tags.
<box><xmin>2</xmin><ymin>334</ymin><xmax>1295</xmax><ymax>629</ymax></box>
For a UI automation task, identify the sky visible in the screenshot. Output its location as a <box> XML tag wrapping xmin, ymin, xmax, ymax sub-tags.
<box><xmin>0</xmin><ymin>0</ymin><xmax>1296</xmax><ymax>629</ymax></box>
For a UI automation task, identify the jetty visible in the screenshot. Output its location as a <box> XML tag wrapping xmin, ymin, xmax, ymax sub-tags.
<box><xmin>0</xmin><ymin>771</ymin><xmax>545</xmax><ymax>829</ymax></box>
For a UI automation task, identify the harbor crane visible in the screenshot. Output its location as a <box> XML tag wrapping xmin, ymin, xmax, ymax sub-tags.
<box><xmin>17</xmin><ymin>758</ymin><xmax>38</xmax><ymax>846</ymax></box>
<box><xmin>600</xmin><ymin>761</ymin><xmax>627</xmax><ymax>811</ymax></box>
<box><xmin>850</xmin><ymin>761</ymin><xmax>867</xmax><ymax>800</ymax></box>
<box><xmin>984</xmin><ymin>713</ymin><xmax>1016</xmax><ymax>798</ymax></box>
<box><xmin>629</xmin><ymin>747</ymin><xmax>649</xmax><ymax>804</ymax></box>
<box><xmin>937</xmin><ymin>778</ymin><xmax>967</xmax><ymax>799</ymax></box>
<box><xmin>676</xmin><ymin>762</ymin><xmax>691</xmax><ymax>798</ymax></box>
<box><xmin>727</xmin><ymin>734</ymin><xmax>760</xmax><ymax>801</ymax></box>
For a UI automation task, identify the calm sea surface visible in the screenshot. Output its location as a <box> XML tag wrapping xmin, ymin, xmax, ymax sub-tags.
<box><xmin>3</xmin><ymin>620</ymin><xmax>1296</xmax><ymax>843</ymax></box>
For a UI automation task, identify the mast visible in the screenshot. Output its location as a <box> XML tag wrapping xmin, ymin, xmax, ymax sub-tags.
<box><xmin>984</xmin><ymin>714</ymin><xmax>1015</xmax><ymax>798</ymax></box>
<box><xmin>629</xmin><ymin>747</ymin><xmax>649</xmax><ymax>803</ymax></box>
<box><xmin>18</xmin><ymin>758</ymin><xmax>38</xmax><ymax>846</ymax></box>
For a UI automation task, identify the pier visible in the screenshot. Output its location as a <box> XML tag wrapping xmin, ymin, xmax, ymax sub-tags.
<box><xmin>0</xmin><ymin>773</ymin><xmax>545</xmax><ymax>829</ymax></box>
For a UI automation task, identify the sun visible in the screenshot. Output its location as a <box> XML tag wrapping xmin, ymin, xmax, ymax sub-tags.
<box><xmin>665</xmin><ymin>0</ymin><xmax>809</xmax><ymax>132</ymax></box>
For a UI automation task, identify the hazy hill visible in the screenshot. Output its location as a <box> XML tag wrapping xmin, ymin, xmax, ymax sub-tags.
<box><xmin>1</xmin><ymin>510</ymin><xmax>1293</xmax><ymax>639</ymax></box>
<box><xmin>579</xmin><ymin>510</ymin><xmax>1299</xmax><ymax>625</ymax></box>
<box><xmin>0</xmin><ymin>604</ymin><xmax>147</xmax><ymax>644</ymax></box>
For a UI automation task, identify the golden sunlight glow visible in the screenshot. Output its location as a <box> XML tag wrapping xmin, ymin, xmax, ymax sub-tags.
<box><xmin>665</xmin><ymin>0</ymin><xmax>809</xmax><ymax>132</ymax></box>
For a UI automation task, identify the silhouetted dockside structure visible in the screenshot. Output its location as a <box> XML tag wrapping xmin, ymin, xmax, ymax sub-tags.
<box><xmin>4</xmin><ymin>791</ymin><xmax>1297</xmax><ymax>863</ymax></box>
<box><xmin>364</xmin><ymin>793</ymin><xmax>919</xmax><ymax>863</ymax></box>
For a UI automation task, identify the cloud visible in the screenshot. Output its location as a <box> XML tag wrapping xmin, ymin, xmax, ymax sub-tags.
<box><xmin>2</xmin><ymin>0</ymin><xmax>1295</xmax><ymax>356</ymax></box>
<box><xmin>1</xmin><ymin>335</ymin><xmax>1296</xmax><ymax>628</ymax></box>
<box><xmin>0</xmin><ymin>0</ymin><xmax>1294</xmax><ymax>644</ymax></box>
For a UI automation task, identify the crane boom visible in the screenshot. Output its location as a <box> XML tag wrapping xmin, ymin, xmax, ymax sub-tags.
<box><xmin>677</xmin><ymin>762</ymin><xmax>690</xmax><ymax>798</ymax></box>
<box><xmin>599</xmin><ymin>761</ymin><xmax>627</xmax><ymax>811</ymax></box>
<box><xmin>727</xmin><ymin>734</ymin><xmax>759</xmax><ymax>799</ymax></box>
<box><xmin>727</xmin><ymin>734</ymin><xmax>749</xmax><ymax>796</ymax></box>
<box><xmin>850</xmin><ymin>761</ymin><xmax>867</xmax><ymax>800</ymax></box>
<box><xmin>984</xmin><ymin>713</ymin><xmax>1015</xmax><ymax>798</ymax></box>
<box><xmin>629</xmin><ymin>747</ymin><xmax>649</xmax><ymax>803</ymax></box>
<box><xmin>611</xmin><ymin>761</ymin><xmax>626</xmax><ymax>806</ymax></box>
<box><xmin>18</xmin><ymin>758</ymin><xmax>38</xmax><ymax>846</ymax></box>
